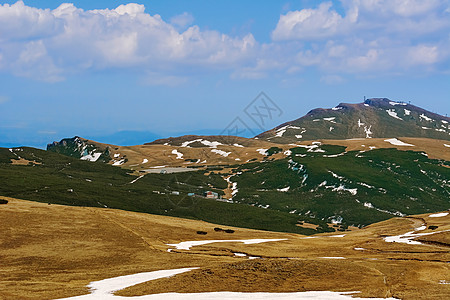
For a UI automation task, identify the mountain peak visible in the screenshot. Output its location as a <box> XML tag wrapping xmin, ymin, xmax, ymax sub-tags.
<box><xmin>257</xmin><ymin>98</ymin><xmax>450</xmax><ymax>142</ymax></box>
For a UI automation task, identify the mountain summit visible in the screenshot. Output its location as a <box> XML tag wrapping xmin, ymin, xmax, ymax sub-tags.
<box><xmin>257</xmin><ymin>98</ymin><xmax>450</xmax><ymax>143</ymax></box>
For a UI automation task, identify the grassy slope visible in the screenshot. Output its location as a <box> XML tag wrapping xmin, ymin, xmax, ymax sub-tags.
<box><xmin>231</xmin><ymin>145</ymin><xmax>450</xmax><ymax>228</ymax></box>
<box><xmin>0</xmin><ymin>147</ymin><xmax>311</xmax><ymax>234</ymax></box>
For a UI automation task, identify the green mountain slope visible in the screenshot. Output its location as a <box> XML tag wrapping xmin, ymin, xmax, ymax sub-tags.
<box><xmin>257</xmin><ymin>98</ymin><xmax>450</xmax><ymax>143</ymax></box>
<box><xmin>0</xmin><ymin>147</ymin><xmax>313</xmax><ymax>234</ymax></box>
<box><xmin>228</xmin><ymin>144</ymin><xmax>450</xmax><ymax>228</ymax></box>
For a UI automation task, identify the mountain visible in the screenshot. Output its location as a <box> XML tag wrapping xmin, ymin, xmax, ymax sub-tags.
<box><xmin>47</xmin><ymin>136</ymin><xmax>112</xmax><ymax>163</ymax></box>
<box><xmin>17</xmin><ymin>97</ymin><xmax>450</xmax><ymax>233</ymax></box>
<box><xmin>257</xmin><ymin>98</ymin><xmax>450</xmax><ymax>143</ymax></box>
<box><xmin>5</xmin><ymin>137</ymin><xmax>450</xmax><ymax>231</ymax></box>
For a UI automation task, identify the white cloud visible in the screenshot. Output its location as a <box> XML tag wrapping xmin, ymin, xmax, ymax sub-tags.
<box><xmin>1</xmin><ymin>1</ymin><xmax>450</xmax><ymax>82</ymax></box>
<box><xmin>269</xmin><ymin>0</ymin><xmax>450</xmax><ymax>74</ymax></box>
<box><xmin>0</xmin><ymin>1</ymin><xmax>256</xmax><ymax>81</ymax></box>
<box><xmin>170</xmin><ymin>12</ymin><xmax>195</xmax><ymax>30</ymax></box>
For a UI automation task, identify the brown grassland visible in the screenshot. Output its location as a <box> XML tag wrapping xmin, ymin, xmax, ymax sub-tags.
<box><xmin>1</xmin><ymin>197</ymin><xmax>449</xmax><ymax>300</ymax></box>
<box><xmin>97</xmin><ymin>137</ymin><xmax>450</xmax><ymax>170</ymax></box>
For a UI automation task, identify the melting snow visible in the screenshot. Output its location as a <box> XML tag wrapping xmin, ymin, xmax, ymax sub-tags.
<box><xmin>384</xmin><ymin>138</ymin><xmax>414</xmax><ymax>146</ymax></box>
<box><xmin>129</xmin><ymin>175</ymin><xmax>145</xmax><ymax>184</ymax></box>
<box><xmin>81</xmin><ymin>152</ymin><xmax>102</xmax><ymax>162</ymax></box>
<box><xmin>167</xmin><ymin>239</ymin><xmax>287</xmax><ymax>251</ymax></box>
<box><xmin>429</xmin><ymin>212</ymin><xmax>448</xmax><ymax>218</ymax></box>
<box><xmin>256</xmin><ymin>149</ymin><xmax>268</xmax><ymax>155</ymax></box>
<box><xmin>57</xmin><ymin>267</ymin><xmax>399</xmax><ymax>300</ymax></box>
<box><xmin>171</xmin><ymin>150</ymin><xmax>184</xmax><ymax>159</ymax></box>
<box><xmin>404</xmin><ymin>109</ymin><xmax>411</xmax><ymax>116</ymax></box>
<box><xmin>332</xmin><ymin>185</ymin><xmax>357</xmax><ymax>195</ymax></box>
<box><xmin>389</xmin><ymin>101</ymin><xmax>407</xmax><ymax>106</ymax></box>
<box><xmin>181</xmin><ymin>139</ymin><xmax>202</xmax><ymax>147</ymax></box>
<box><xmin>357</xmin><ymin>119</ymin><xmax>364</xmax><ymax>127</ymax></box>
<box><xmin>284</xmin><ymin>150</ymin><xmax>292</xmax><ymax>156</ymax></box>
<box><xmin>419</xmin><ymin>114</ymin><xmax>433</xmax><ymax>122</ymax></box>
<box><xmin>277</xmin><ymin>186</ymin><xmax>290</xmax><ymax>192</ymax></box>
<box><xmin>211</xmin><ymin>149</ymin><xmax>231</xmax><ymax>157</ymax></box>
<box><xmin>142</xmin><ymin>159</ymin><xmax>148</xmax><ymax>164</ymax></box>
<box><xmin>114</xmin><ymin>153</ymin><xmax>120</xmax><ymax>158</ymax></box>
<box><xmin>323</xmin><ymin>117</ymin><xmax>336</xmax><ymax>123</ymax></box>
<box><xmin>364</xmin><ymin>125</ymin><xmax>373</xmax><ymax>138</ymax></box>
<box><xmin>386</xmin><ymin>109</ymin><xmax>403</xmax><ymax>120</ymax></box>
<box><xmin>444</xmin><ymin>144</ymin><xmax>450</xmax><ymax>148</ymax></box>
<box><xmin>112</xmin><ymin>159</ymin><xmax>125</xmax><ymax>166</ymax></box>
<box><xmin>384</xmin><ymin>229</ymin><xmax>450</xmax><ymax>245</ymax></box>
<box><xmin>201</xmin><ymin>140</ymin><xmax>222</xmax><ymax>148</ymax></box>
<box><xmin>332</xmin><ymin>106</ymin><xmax>343</xmax><ymax>110</ymax></box>
<box><xmin>233</xmin><ymin>143</ymin><xmax>244</xmax><ymax>147</ymax></box>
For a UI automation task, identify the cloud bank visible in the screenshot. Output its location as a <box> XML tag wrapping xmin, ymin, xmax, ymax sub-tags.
<box><xmin>1</xmin><ymin>0</ymin><xmax>449</xmax><ymax>82</ymax></box>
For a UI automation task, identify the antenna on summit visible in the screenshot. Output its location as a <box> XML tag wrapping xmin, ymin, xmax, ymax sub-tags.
<box><xmin>364</xmin><ymin>96</ymin><xmax>366</xmax><ymax>101</ymax></box>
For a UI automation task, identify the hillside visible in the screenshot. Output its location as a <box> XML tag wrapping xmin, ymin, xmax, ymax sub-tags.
<box><xmin>1</xmin><ymin>197</ymin><xmax>449</xmax><ymax>299</ymax></box>
<box><xmin>3</xmin><ymin>142</ymin><xmax>450</xmax><ymax>232</ymax></box>
<box><xmin>257</xmin><ymin>98</ymin><xmax>450</xmax><ymax>143</ymax></box>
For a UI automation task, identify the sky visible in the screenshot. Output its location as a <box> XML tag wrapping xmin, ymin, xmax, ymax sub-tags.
<box><xmin>1</xmin><ymin>0</ymin><xmax>450</xmax><ymax>148</ymax></box>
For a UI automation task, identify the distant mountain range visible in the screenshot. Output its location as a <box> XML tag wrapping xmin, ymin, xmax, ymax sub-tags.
<box><xmin>257</xmin><ymin>98</ymin><xmax>450</xmax><ymax>143</ymax></box>
<box><xmin>4</xmin><ymin>97</ymin><xmax>448</xmax><ymax>234</ymax></box>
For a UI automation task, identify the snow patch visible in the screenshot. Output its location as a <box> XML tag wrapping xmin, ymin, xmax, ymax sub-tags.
<box><xmin>180</xmin><ymin>139</ymin><xmax>202</xmax><ymax>147</ymax></box>
<box><xmin>112</xmin><ymin>159</ymin><xmax>125</xmax><ymax>166</ymax></box>
<box><xmin>167</xmin><ymin>239</ymin><xmax>287</xmax><ymax>251</ymax></box>
<box><xmin>364</xmin><ymin>125</ymin><xmax>373</xmax><ymax>138</ymax></box>
<box><xmin>256</xmin><ymin>149</ymin><xmax>268</xmax><ymax>155</ymax></box>
<box><xmin>389</xmin><ymin>101</ymin><xmax>407</xmax><ymax>106</ymax></box>
<box><xmin>419</xmin><ymin>114</ymin><xmax>433</xmax><ymax>122</ymax></box>
<box><xmin>277</xmin><ymin>186</ymin><xmax>290</xmax><ymax>192</ymax></box>
<box><xmin>200</xmin><ymin>140</ymin><xmax>222</xmax><ymax>148</ymax></box>
<box><xmin>142</xmin><ymin>159</ymin><xmax>148</xmax><ymax>164</ymax></box>
<box><xmin>429</xmin><ymin>212</ymin><xmax>448</xmax><ymax>218</ymax></box>
<box><xmin>80</xmin><ymin>152</ymin><xmax>102</xmax><ymax>162</ymax></box>
<box><xmin>171</xmin><ymin>149</ymin><xmax>184</xmax><ymax>159</ymax></box>
<box><xmin>384</xmin><ymin>138</ymin><xmax>414</xmax><ymax>146</ymax></box>
<box><xmin>386</xmin><ymin>109</ymin><xmax>403</xmax><ymax>120</ymax></box>
<box><xmin>211</xmin><ymin>149</ymin><xmax>231</xmax><ymax>157</ymax></box>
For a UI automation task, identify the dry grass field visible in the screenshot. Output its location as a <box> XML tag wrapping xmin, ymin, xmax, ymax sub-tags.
<box><xmin>1</xmin><ymin>197</ymin><xmax>449</xmax><ymax>299</ymax></box>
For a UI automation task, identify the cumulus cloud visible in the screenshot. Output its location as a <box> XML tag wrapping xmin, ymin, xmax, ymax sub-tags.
<box><xmin>1</xmin><ymin>1</ymin><xmax>450</xmax><ymax>82</ymax></box>
<box><xmin>0</xmin><ymin>1</ymin><xmax>256</xmax><ymax>81</ymax></box>
<box><xmin>170</xmin><ymin>12</ymin><xmax>195</xmax><ymax>30</ymax></box>
<box><xmin>270</xmin><ymin>0</ymin><xmax>450</xmax><ymax>74</ymax></box>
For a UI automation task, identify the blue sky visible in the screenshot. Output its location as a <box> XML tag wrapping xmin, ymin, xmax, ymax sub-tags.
<box><xmin>1</xmin><ymin>0</ymin><xmax>450</xmax><ymax>148</ymax></box>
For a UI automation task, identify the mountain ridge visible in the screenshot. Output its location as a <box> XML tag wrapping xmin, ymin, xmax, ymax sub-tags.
<box><xmin>257</xmin><ymin>98</ymin><xmax>450</xmax><ymax>143</ymax></box>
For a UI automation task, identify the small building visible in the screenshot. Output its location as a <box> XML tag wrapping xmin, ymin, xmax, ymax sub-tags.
<box><xmin>188</xmin><ymin>193</ymin><xmax>195</xmax><ymax>197</ymax></box>
<box><xmin>204</xmin><ymin>191</ymin><xmax>219</xmax><ymax>199</ymax></box>
<box><xmin>171</xmin><ymin>191</ymin><xmax>180</xmax><ymax>195</ymax></box>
